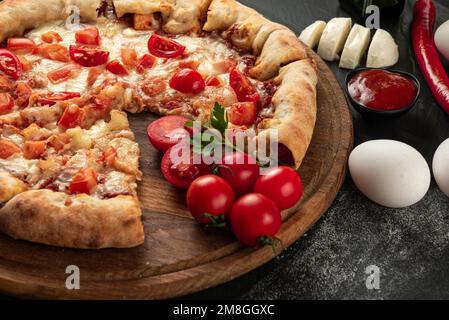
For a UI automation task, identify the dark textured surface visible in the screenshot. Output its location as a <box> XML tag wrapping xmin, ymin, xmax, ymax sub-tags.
<box><xmin>184</xmin><ymin>0</ymin><xmax>449</xmax><ymax>300</ymax></box>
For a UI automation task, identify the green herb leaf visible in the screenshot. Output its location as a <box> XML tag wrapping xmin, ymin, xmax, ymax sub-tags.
<box><xmin>209</xmin><ymin>102</ymin><xmax>228</xmax><ymax>136</ymax></box>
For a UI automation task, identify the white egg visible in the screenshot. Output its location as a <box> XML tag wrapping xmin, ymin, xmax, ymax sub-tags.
<box><xmin>349</xmin><ymin>140</ymin><xmax>431</xmax><ymax>208</ymax></box>
<box><xmin>433</xmin><ymin>138</ymin><xmax>449</xmax><ymax>197</ymax></box>
<box><xmin>435</xmin><ymin>20</ymin><xmax>449</xmax><ymax>61</ymax></box>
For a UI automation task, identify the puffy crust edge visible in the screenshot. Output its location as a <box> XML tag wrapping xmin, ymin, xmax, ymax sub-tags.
<box><xmin>0</xmin><ymin>0</ymin><xmax>103</xmax><ymax>42</ymax></box>
<box><xmin>257</xmin><ymin>59</ymin><xmax>318</xmax><ymax>169</ymax></box>
<box><xmin>0</xmin><ymin>172</ymin><xmax>28</xmax><ymax>204</ymax></box>
<box><xmin>0</xmin><ymin>190</ymin><xmax>145</xmax><ymax>249</ymax></box>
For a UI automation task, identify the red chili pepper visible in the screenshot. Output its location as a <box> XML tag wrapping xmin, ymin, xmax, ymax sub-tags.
<box><xmin>412</xmin><ymin>0</ymin><xmax>449</xmax><ymax>114</ymax></box>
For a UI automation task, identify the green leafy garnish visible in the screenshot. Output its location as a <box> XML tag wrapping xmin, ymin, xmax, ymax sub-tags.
<box><xmin>209</xmin><ymin>102</ymin><xmax>228</xmax><ymax>136</ymax></box>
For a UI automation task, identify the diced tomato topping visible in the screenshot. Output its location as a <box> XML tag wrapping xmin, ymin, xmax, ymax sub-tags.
<box><xmin>136</xmin><ymin>54</ymin><xmax>156</xmax><ymax>74</ymax></box>
<box><xmin>69</xmin><ymin>168</ymin><xmax>98</xmax><ymax>195</ymax></box>
<box><xmin>229</xmin><ymin>68</ymin><xmax>260</xmax><ymax>104</ymax></box>
<box><xmin>17</xmin><ymin>56</ymin><xmax>32</xmax><ymax>72</ymax></box>
<box><xmin>0</xmin><ymin>49</ymin><xmax>22</xmax><ymax>80</ymax></box>
<box><xmin>7</xmin><ymin>38</ymin><xmax>36</xmax><ymax>53</ymax></box>
<box><xmin>36</xmin><ymin>43</ymin><xmax>70</xmax><ymax>62</ymax></box>
<box><xmin>75</xmin><ymin>27</ymin><xmax>100</xmax><ymax>45</ymax></box>
<box><xmin>100</xmin><ymin>146</ymin><xmax>117</xmax><ymax>166</ymax></box>
<box><xmin>169</xmin><ymin>69</ymin><xmax>205</xmax><ymax>94</ymax></box>
<box><xmin>47</xmin><ymin>64</ymin><xmax>81</xmax><ymax>84</ymax></box>
<box><xmin>37</xmin><ymin>92</ymin><xmax>81</xmax><ymax>106</ymax></box>
<box><xmin>205</xmin><ymin>75</ymin><xmax>221</xmax><ymax>87</ymax></box>
<box><xmin>87</xmin><ymin>67</ymin><xmax>103</xmax><ymax>87</ymax></box>
<box><xmin>0</xmin><ymin>93</ymin><xmax>14</xmax><ymax>115</ymax></box>
<box><xmin>41</xmin><ymin>31</ymin><xmax>63</xmax><ymax>43</ymax></box>
<box><xmin>0</xmin><ymin>75</ymin><xmax>11</xmax><ymax>91</ymax></box>
<box><xmin>147</xmin><ymin>34</ymin><xmax>186</xmax><ymax>58</ymax></box>
<box><xmin>69</xmin><ymin>45</ymin><xmax>109</xmax><ymax>67</ymax></box>
<box><xmin>0</xmin><ymin>139</ymin><xmax>21</xmax><ymax>159</ymax></box>
<box><xmin>106</xmin><ymin>59</ymin><xmax>128</xmax><ymax>76</ymax></box>
<box><xmin>121</xmin><ymin>48</ymin><xmax>137</xmax><ymax>67</ymax></box>
<box><xmin>23</xmin><ymin>140</ymin><xmax>47</xmax><ymax>159</ymax></box>
<box><xmin>14</xmin><ymin>82</ymin><xmax>32</xmax><ymax>108</ymax></box>
<box><xmin>48</xmin><ymin>133</ymin><xmax>70</xmax><ymax>151</ymax></box>
<box><xmin>229</xmin><ymin>102</ymin><xmax>257</xmax><ymax>126</ymax></box>
<box><xmin>58</xmin><ymin>105</ymin><xmax>85</xmax><ymax>128</ymax></box>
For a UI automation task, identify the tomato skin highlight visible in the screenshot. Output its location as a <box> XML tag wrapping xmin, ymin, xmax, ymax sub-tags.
<box><xmin>229</xmin><ymin>102</ymin><xmax>257</xmax><ymax>126</ymax></box>
<box><xmin>229</xmin><ymin>68</ymin><xmax>260</xmax><ymax>104</ymax></box>
<box><xmin>7</xmin><ymin>38</ymin><xmax>36</xmax><ymax>53</ymax></box>
<box><xmin>187</xmin><ymin>175</ymin><xmax>235</xmax><ymax>224</ymax></box>
<box><xmin>69</xmin><ymin>45</ymin><xmax>109</xmax><ymax>67</ymax></box>
<box><xmin>230</xmin><ymin>193</ymin><xmax>281</xmax><ymax>247</ymax></box>
<box><xmin>147</xmin><ymin>115</ymin><xmax>191</xmax><ymax>152</ymax></box>
<box><xmin>106</xmin><ymin>59</ymin><xmax>128</xmax><ymax>75</ymax></box>
<box><xmin>147</xmin><ymin>34</ymin><xmax>186</xmax><ymax>58</ymax></box>
<box><xmin>69</xmin><ymin>168</ymin><xmax>98</xmax><ymax>195</ymax></box>
<box><xmin>136</xmin><ymin>54</ymin><xmax>156</xmax><ymax>74</ymax></box>
<box><xmin>0</xmin><ymin>49</ymin><xmax>23</xmax><ymax>80</ymax></box>
<box><xmin>75</xmin><ymin>27</ymin><xmax>100</xmax><ymax>45</ymax></box>
<box><xmin>218</xmin><ymin>152</ymin><xmax>260</xmax><ymax>197</ymax></box>
<box><xmin>0</xmin><ymin>139</ymin><xmax>21</xmax><ymax>159</ymax></box>
<box><xmin>169</xmin><ymin>69</ymin><xmax>205</xmax><ymax>94</ymax></box>
<box><xmin>206</xmin><ymin>75</ymin><xmax>221</xmax><ymax>87</ymax></box>
<box><xmin>58</xmin><ymin>105</ymin><xmax>85</xmax><ymax>129</ymax></box>
<box><xmin>0</xmin><ymin>92</ymin><xmax>14</xmax><ymax>115</ymax></box>
<box><xmin>254</xmin><ymin>166</ymin><xmax>303</xmax><ymax>210</ymax></box>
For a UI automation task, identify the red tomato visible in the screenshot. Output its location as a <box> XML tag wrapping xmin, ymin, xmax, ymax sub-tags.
<box><xmin>106</xmin><ymin>59</ymin><xmax>128</xmax><ymax>75</ymax></box>
<box><xmin>147</xmin><ymin>115</ymin><xmax>191</xmax><ymax>152</ymax></box>
<box><xmin>147</xmin><ymin>34</ymin><xmax>186</xmax><ymax>58</ymax></box>
<box><xmin>37</xmin><ymin>92</ymin><xmax>81</xmax><ymax>106</ymax></box>
<box><xmin>17</xmin><ymin>56</ymin><xmax>32</xmax><ymax>71</ymax></box>
<box><xmin>169</xmin><ymin>69</ymin><xmax>205</xmax><ymax>94</ymax></box>
<box><xmin>230</xmin><ymin>193</ymin><xmax>281</xmax><ymax>247</ymax></box>
<box><xmin>100</xmin><ymin>146</ymin><xmax>117</xmax><ymax>166</ymax></box>
<box><xmin>0</xmin><ymin>49</ymin><xmax>22</xmax><ymax>80</ymax></box>
<box><xmin>218</xmin><ymin>152</ymin><xmax>260</xmax><ymax>197</ymax></box>
<box><xmin>187</xmin><ymin>175</ymin><xmax>235</xmax><ymax>224</ymax></box>
<box><xmin>161</xmin><ymin>145</ymin><xmax>211</xmax><ymax>189</ymax></box>
<box><xmin>229</xmin><ymin>68</ymin><xmax>260</xmax><ymax>103</ymax></box>
<box><xmin>47</xmin><ymin>64</ymin><xmax>81</xmax><ymax>84</ymax></box>
<box><xmin>14</xmin><ymin>82</ymin><xmax>32</xmax><ymax>108</ymax></box>
<box><xmin>69</xmin><ymin>45</ymin><xmax>109</xmax><ymax>67</ymax></box>
<box><xmin>0</xmin><ymin>93</ymin><xmax>14</xmax><ymax>115</ymax></box>
<box><xmin>229</xmin><ymin>102</ymin><xmax>257</xmax><ymax>126</ymax></box>
<box><xmin>254</xmin><ymin>166</ymin><xmax>303</xmax><ymax>210</ymax></box>
<box><xmin>37</xmin><ymin>43</ymin><xmax>70</xmax><ymax>62</ymax></box>
<box><xmin>121</xmin><ymin>47</ymin><xmax>137</xmax><ymax>67</ymax></box>
<box><xmin>58</xmin><ymin>105</ymin><xmax>85</xmax><ymax>128</ymax></box>
<box><xmin>69</xmin><ymin>168</ymin><xmax>98</xmax><ymax>195</ymax></box>
<box><xmin>7</xmin><ymin>38</ymin><xmax>36</xmax><ymax>53</ymax></box>
<box><xmin>48</xmin><ymin>133</ymin><xmax>70</xmax><ymax>151</ymax></box>
<box><xmin>75</xmin><ymin>27</ymin><xmax>100</xmax><ymax>45</ymax></box>
<box><xmin>41</xmin><ymin>31</ymin><xmax>63</xmax><ymax>43</ymax></box>
<box><xmin>0</xmin><ymin>139</ymin><xmax>21</xmax><ymax>159</ymax></box>
<box><xmin>206</xmin><ymin>75</ymin><xmax>221</xmax><ymax>87</ymax></box>
<box><xmin>136</xmin><ymin>54</ymin><xmax>156</xmax><ymax>73</ymax></box>
<box><xmin>23</xmin><ymin>140</ymin><xmax>47</xmax><ymax>160</ymax></box>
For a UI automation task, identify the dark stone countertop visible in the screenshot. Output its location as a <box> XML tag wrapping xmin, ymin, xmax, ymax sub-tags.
<box><xmin>185</xmin><ymin>0</ymin><xmax>449</xmax><ymax>300</ymax></box>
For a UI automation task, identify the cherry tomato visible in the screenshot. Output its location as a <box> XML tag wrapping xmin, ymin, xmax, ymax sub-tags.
<box><xmin>69</xmin><ymin>45</ymin><xmax>109</xmax><ymax>67</ymax></box>
<box><xmin>254</xmin><ymin>166</ymin><xmax>303</xmax><ymax>210</ymax></box>
<box><xmin>161</xmin><ymin>145</ymin><xmax>211</xmax><ymax>189</ymax></box>
<box><xmin>106</xmin><ymin>59</ymin><xmax>128</xmax><ymax>75</ymax></box>
<box><xmin>187</xmin><ymin>175</ymin><xmax>235</xmax><ymax>224</ymax></box>
<box><xmin>169</xmin><ymin>69</ymin><xmax>205</xmax><ymax>94</ymax></box>
<box><xmin>75</xmin><ymin>27</ymin><xmax>100</xmax><ymax>45</ymax></box>
<box><xmin>0</xmin><ymin>93</ymin><xmax>14</xmax><ymax>115</ymax></box>
<box><xmin>47</xmin><ymin>63</ymin><xmax>81</xmax><ymax>84</ymax></box>
<box><xmin>7</xmin><ymin>38</ymin><xmax>36</xmax><ymax>53</ymax></box>
<box><xmin>218</xmin><ymin>152</ymin><xmax>260</xmax><ymax>197</ymax></box>
<box><xmin>229</xmin><ymin>102</ymin><xmax>257</xmax><ymax>126</ymax></box>
<box><xmin>37</xmin><ymin>92</ymin><xmax>81</xmax><ymax>106</ymax></box>
<box><xmin>206</xmin><ymin>75</ymin><xmax>221</xmax><ymax>87</ymax></box>
<box><xmin>23</xmin><ymin>140</ymin><xmax>47</xmax><ymax>160</ymax></box>
<box><xmin>37</xmin><ymin>43</ymin><xmax>70</xmax><ymax>62</ymax></box>
<box><xmin>41</xmin><ymin>31</ymin><xmax>63</xmax><ymax>43</ymax></box>
<box><xmin>0</xmin><ymin>139</ymin><xmax>21</xmax><ymax>159</ymax></box>
<box><xmin>147</xmin><ymin>115</ymin><xmax>191</xmax><ymax>152</ymax></box>
<box><xmin>229</xmin><ymin>68</ymin><xmax>260</xmax><ymax>104</ymax></box>
<box><xmin>0</xmin><ymin>49</ymin><xmax>22</xmax><ymax>80</ymax></box>
<box><xmin>58</xmin><ymin>105</ymin><xmax>85</xmax><ymax>128</ymax></box>
<box><xmin>147</xmin><ymin>34</ymin><xmax>186</xmax><ymax>58</ymax></box>
<box><xmin>136</xmin><ymin>54</ymin><xmax>156</xmax><ymax>74</ymax></box>
<box><xmin>230</xmin><ymin>193</ymin><xmax>281</xmax><ymax>247</ymax></box>
<box><xmin>69</xmin><ymin>168</ymin><xmax>98</xmax><ymax>195</ymax></box>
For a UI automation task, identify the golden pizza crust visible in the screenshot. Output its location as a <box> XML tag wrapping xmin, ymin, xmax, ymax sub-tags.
<box><xmin>0</xmin><ymin>190</ymin><xmax>144</xmax><ymax>248</ymax></box>
<box><xmin>257</xmin><ymin>59</ymin><xmax>318</xmax><ymax>169</ymax></box>
<box><xmin>0</xmin><ymin>172</ymin><xmax>28</xmax><ymax>204</ymax></box>
<box><xmin>0</xmin><ymin>0</ymin><xmax>102</xmax><ymax>42</ymax></box>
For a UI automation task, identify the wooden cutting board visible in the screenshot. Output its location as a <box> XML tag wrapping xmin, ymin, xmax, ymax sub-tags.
<box><xmin>0</xmin><ymin>48</ymin><xmax>353</xmax><ymax>299</ymax></box>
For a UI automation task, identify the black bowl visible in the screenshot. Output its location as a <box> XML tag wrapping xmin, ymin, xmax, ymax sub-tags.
<box><xmin>345</xmin><ymin>67</ymin><xmax>421</xmax><ymax>120</ymax></box>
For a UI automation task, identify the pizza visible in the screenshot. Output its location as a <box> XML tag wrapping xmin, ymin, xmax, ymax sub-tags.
<box><xmin>0</xmin><ymin>0</ymin><xmax>317</xmax><ymax>249</ymax></box>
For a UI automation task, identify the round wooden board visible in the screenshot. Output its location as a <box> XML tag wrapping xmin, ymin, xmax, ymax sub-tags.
<box><xmin>0</xmin><ymin>49</ymin><xmax>353</xmax><ymax>299</ymax></box>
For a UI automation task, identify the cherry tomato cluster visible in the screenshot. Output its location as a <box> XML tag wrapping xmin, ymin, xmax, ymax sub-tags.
<box><xmin>147</xmin><ymin>115</ymin><xmax>303</xmax><ymax>248</ymax></box>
